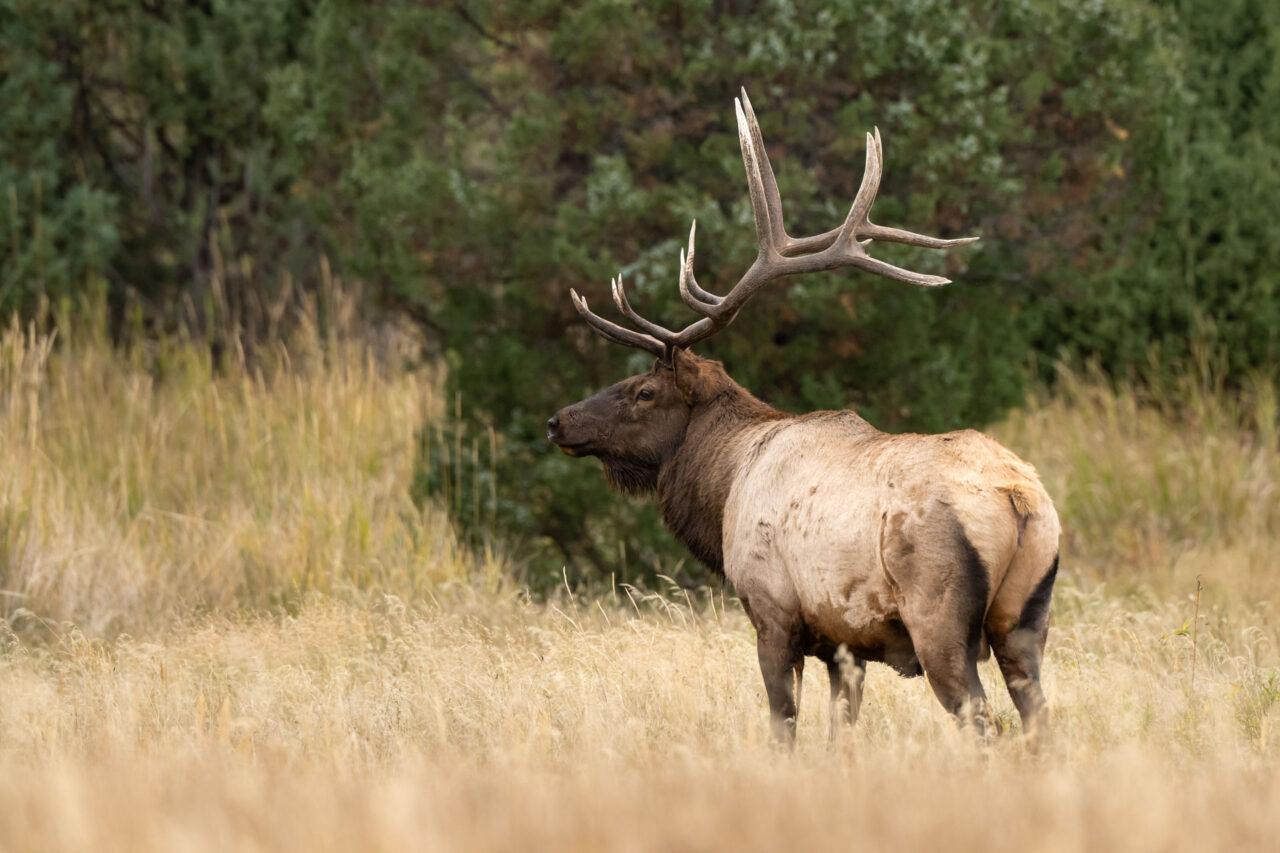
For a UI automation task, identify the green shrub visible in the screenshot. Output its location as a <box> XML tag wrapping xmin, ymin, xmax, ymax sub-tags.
<box><xmin>4</xmin><ymin>0</ymin><xmax>1278</xmax><ymax>586</ymax></box>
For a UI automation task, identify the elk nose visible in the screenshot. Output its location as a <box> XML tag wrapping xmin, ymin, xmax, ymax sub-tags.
<box><xmin>546</xmin><ymin>413</ymin><xmax>560</xmax><ymax>438</ymax></box>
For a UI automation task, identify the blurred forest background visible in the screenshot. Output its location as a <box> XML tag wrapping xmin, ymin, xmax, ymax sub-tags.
<box><xmin>2</xmin><ymin>0</ymin><xmax>1278</xmax><ymax>587</ymax></box>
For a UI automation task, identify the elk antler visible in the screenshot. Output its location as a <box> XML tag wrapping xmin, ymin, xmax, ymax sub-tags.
<box><xmin>571</xmin><ymin>88</ymin><xmax>979</xmax><ymax>361</ymax></box>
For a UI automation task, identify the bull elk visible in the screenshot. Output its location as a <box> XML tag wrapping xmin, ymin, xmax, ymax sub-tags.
<box><xmin>547</xmin><ymin>89</ymin><xmax>1060</xmax><ymax>745</ymax></box>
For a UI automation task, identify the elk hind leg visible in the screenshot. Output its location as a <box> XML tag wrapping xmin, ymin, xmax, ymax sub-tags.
<box><xmin>883</xmin><ymin>508</ymin><xmax>994</xmax><ymax>735</ymax></box>
<box><xmin>988</xmin><ymin>555</ymin><xmax>1057</xmax><ymax>746</ymax></box>
<box><xmin>912</xmin><ymin>622</ymin><xmax>993</xmax><ymax>735</ymax></box>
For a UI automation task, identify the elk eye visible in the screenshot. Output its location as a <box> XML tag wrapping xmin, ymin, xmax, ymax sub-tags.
<box><xmin>638</xmin><ymin>387</ymin><xmax>654</xmax><ymax>401</ymax></box>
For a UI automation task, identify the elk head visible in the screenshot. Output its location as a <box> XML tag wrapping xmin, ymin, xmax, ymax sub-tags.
<box><xmin>548</xmin><ymin>88</ymin><xmax>977</xmax><ymax>487</ymax></box>
<box><xmin>546</xmin><ymin>349</ymin><xmax>732</xmax><ymax>495</ymax></box>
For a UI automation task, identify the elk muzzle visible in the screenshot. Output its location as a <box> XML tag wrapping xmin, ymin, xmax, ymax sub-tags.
<box><xmin>547</xmin><ymin>406</ymin><xmax>591</xmax><ymax>457</ymax></box>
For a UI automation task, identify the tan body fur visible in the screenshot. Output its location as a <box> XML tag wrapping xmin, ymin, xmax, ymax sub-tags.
<box><xmin>551</xmin><ymin>353</ymin><xmax>1061</xmax><ymax>744</ymax></box>
<box><xmin>724</xmin><ymin>414</ymin><xmax>1056</xmax><ymax>656</ymax></box>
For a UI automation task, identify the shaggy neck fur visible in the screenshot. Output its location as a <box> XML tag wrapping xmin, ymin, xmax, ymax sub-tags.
<box><xmin>601</xmin><ymin>455</ymin><xmax>662</xmax><ymax>495</ymax></box>
<box><xmin>655</xmin><ymin>380</ymin><xmax>788</xmax><ymax>574</ymax></box>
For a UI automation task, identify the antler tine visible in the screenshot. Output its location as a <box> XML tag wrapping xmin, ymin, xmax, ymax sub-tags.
<box><xmin>860</xmin><ymin>223</ymin><xmax>982</xmax><ymax>249</ymax></box>
<box><xmin>611</xmin><ymin>275</ymin><xmax>681</xmax><ymax>340</ymax></box>
<box><xmin>570</xmin><ymin>289</ymin><xmax>667</xmax><ymax>358</ymax></box>
<box><xmin>678</xmin><ymin>249</ymin><xmax>713</xmax><ymax>317</ymax></box>
<box><xmin>735</xmin><ymin>97</ymin><xmax>774</xmax><ymax>256</ymax></box>
<box><xmin>739</xmin><ymin>88</ymin><xmax>791</xmax><ymax>252</ymax></box>
<box><xmin>840</xmin><ymin>131</ymin><xmax>884</xmax><ymax>241</ymax></box>
<box><xmin>678</xmin><ymin>222</ymin><xmax>723</xmax><ymax>314</ymax></box>
<box><xmin>846</xmin><ymin>253</ymin><xmax>955</xmax><ymax>287</ymax></box>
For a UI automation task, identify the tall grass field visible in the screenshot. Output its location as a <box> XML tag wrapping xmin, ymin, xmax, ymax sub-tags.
<box><xmin>1</xmin><ymin>307</ymin><xmax>1277</xmax><ymax>851</ymax></box>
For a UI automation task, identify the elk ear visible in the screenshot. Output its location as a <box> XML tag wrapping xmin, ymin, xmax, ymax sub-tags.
<box><xmin>671</xmin><ymin>348</ymin><xmax>722</xmax><ymax>406</ymax></box>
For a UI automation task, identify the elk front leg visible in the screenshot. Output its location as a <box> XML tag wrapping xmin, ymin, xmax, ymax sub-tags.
<box><xmin>755</xmin><ymin>620</ymin><xmax>805</xmax><ymax>747</ymax></box>
<box><xmin>826</xmin><ymin>651</ymin><xmax>867</xmax><ymax>741</ymax></box>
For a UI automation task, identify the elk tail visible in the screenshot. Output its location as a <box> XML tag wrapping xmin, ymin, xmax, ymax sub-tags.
<box><xmin>1000</xmin><ymin>483</ymin><xmax>1039</xmax><ymax>548</ymax></box>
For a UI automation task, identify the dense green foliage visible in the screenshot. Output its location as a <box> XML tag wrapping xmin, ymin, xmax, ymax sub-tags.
<box><xmin>1</xmin><ymin>0</ymin><xmax>1276</xmax><ymax>584</ymax></box>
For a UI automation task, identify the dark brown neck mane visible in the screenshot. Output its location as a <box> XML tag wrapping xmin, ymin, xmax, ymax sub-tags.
<box><xmin>656</xmin><ymin>380</ymin><xmax>788</xmax><ymax>574</ymax></box>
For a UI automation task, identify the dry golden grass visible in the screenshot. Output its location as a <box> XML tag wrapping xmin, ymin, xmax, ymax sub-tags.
<box><xmin>0</xmin><ymin>303</ymin><xmax>501</xmax><ymax>638</ymax></box>
<box><xmin>1</xmin><ymin>314</ymin><xmax>1277</xmax><ymax>851</ymax></box>
<box><xmin>0</xmin><ymin>589</ymin><xmax>1276</xmax><ymax>851</ymax></box>
<box><xmin>995</xmin><ymin>361</ymin><xmax>1280</xmax><ymax>612</ymax></box>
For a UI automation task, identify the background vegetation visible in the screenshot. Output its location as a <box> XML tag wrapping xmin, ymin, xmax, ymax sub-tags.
<box><xmin>3</xmin><ymin>0</ymin><xmax>1279</xmax><ymax>582</ymax></box>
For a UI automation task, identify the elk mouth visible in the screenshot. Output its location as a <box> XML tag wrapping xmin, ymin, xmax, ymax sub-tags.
<box><xmin>547</xmin><ymin>429</ymin><xmax>594</xmax><ymax>457</ymax></box>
